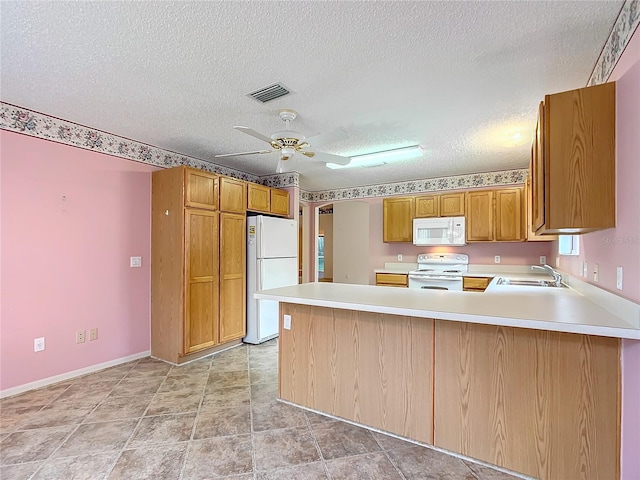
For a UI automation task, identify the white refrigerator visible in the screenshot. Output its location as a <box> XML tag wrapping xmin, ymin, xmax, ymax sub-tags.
<box><xmin>245</xmin><ymin>215</ymin><xmax>298</xmax><ymax>344</ymax></box>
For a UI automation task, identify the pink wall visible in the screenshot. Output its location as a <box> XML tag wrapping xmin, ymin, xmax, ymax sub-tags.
<box><xmin>1</xmin><ymin>131</ymin><xmax>156</xmax><ymax>391</ymax></box>
<box><xmin>577</xmin><ymin>27</ymin><xmax>640</xmax><ymax>480</ymax></box>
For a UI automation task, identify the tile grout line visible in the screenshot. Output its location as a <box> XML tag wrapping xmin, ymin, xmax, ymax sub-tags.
<box><xmin>247</xmin><ymin>347</ymin><xmax>258</xmax><ymax>480</ymax></box>
<box><xmin>304</xmin><ymin>412</ymin><xmax>334</xmax><ymax>480</ymax></box>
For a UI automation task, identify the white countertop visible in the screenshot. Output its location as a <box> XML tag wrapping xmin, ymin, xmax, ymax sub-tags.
<box><xmin>255</xmin><ymin>279</ymin><xmax>640</xmax><ymax>340</ymax></box>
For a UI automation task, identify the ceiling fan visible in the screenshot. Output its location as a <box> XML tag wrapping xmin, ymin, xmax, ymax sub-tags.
<box><xmin>214</xmin><ymin>109</ymin><xmax>351</xmax><ymax>173</ymax></box>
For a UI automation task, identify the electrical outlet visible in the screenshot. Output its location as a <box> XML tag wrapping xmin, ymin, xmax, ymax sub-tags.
<box><xmin>583</xmin><ymin>261</ymin><xmax>588</xmax><ymax>277</ymax></box>
<box><xmin>593</xmin><ymin>264</ymin><xmax>599</xmax><ymax>282</ymax></box>
<box><xmin>90</xmin><ymin>328</ymin><xmax>98</xmax><ymax>341</ymax></box>
<box><xmin>616</xmin><ymin>267</ymin><xmax>623</xmax><ymax>290</ymax></box>
<box><xmin>494</xmin><ymin>255</ymin><xmax>501</xmax><ymax>264</ymax></box>
<box><xmin>397</xmin><ymin>254</ymin><xmax>403</xmax><ymax>262</ymax></box>
<box><xmin>283</xmin><ymin>315</ymin><xmax>292</xmax><ymax>330</ymax></box>
<box><xmin>76</xmin><ymin>330</ymin><xmax>86</xmax><ymax>344</ymax></box>
<box><xmin>540</xmin><ymin>256</ymin><xmax>546</xmax><ymax>265</ymax></box>
<box><xmin>34</xmin><ymin>337</ymin><xmax>45</xmax><ymax>352</ymax></box>
<box><xmin>130</xmin><ymin>256</ymin><xmax>142</xmax><ymax>268</ymax></box>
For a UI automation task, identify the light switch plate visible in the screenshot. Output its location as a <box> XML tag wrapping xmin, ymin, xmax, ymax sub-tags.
<box><xmin>616</xmin><ymin>267</ymin><xmax>623</xmax><ymax>290</ymax></box>
<box><xmin>583</xmin><ymin>261</ymin><xmax>588</xmax><ymax>277</ymax></box>
<box><xmin>283</xmin><ymin>315</ymin><xmax>291</xmax><ymax>330</ymax></box>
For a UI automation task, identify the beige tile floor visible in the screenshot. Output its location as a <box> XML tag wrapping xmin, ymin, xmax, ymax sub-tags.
<box><xmin>0</xmin><ymin>340</ymin><xmax>522</xmax><ymax>480</ymax></box>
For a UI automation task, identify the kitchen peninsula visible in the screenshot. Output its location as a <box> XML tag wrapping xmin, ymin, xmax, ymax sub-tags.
<box><xmin>255</xmin><ymin>281</ymin><xmax>639</xmax><ymax>480</ymax></box>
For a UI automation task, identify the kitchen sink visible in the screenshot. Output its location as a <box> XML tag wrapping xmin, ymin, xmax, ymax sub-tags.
<box><xmin>496</xmin><ymin>278</ymin><xmax>567</xmax><ymax>288</ymax></box>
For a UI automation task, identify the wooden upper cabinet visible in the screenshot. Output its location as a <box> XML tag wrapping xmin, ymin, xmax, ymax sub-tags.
<box><xmin>532</xmin><ymin>102</ymin><xmax>545</xmax><ymax>232</ymax></box>
<box><xmin>525</xmin><ymin>174</ymin><xmax>555</xmax><ymax>242</ymax></box>
<box><xmin>466</xmin><ymin>190</ymin><xmax>494</xmax><ymax>242</ymax></box>
<box><xmin>415</xmin><ymin>195</ymin><xmax>439</xmax><ymax>218</ymax></box>
<box><xmin>184</xmin><ymin>168</ymin><xmax>218</xmax><ymax>210</ymax></box>
<box><xmin>247</xmin><ymin>183</ymin><xmax>271</xmax><ymax>213</ymax></box>
<box><xmin>219</xmin><ymin>176</ymin><xmax>247</xmax><ymax>213</ymax></box>
<box><xmin>494</xmin><ymin>188</ymin><xmax>524</xmax><ymax>242</ymax></box>
<box><xmin>439</xmin><ymin>192</ymin><xmax>465</xmax><ymax>216</ymax></box>
<box><xmin>415</xmin><ymin>192</ymin><xmax>465</xmax><ymax>218</ymax></box>
<box><xmin>383</xmin><ymin>197</ymin><xmax>414</xmax><ymax>242</ymax></box>
<box><xmin>534</xmin><ymin>82</ymin><xmax>616</xmax><ymax>234</ymax></box>
<box><xmin>270</xmin><ymin>188</ymin><xmax>290</xmax><ymax>217</ymax></box>
<box><xmin>466</xmin><ymin>187</ymin><xmax>525</xmax><ymax>242</ymax></box>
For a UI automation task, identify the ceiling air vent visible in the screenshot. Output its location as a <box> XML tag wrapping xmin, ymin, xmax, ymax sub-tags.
<box><xmin>246</xmin><ymin>83</ymin><xmax>291</xmax><ymax>103</ymax></box>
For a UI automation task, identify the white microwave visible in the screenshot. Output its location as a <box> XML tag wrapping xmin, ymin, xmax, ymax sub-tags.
<box><xmin>413</xmin><ymin>216</ymin><xmax>466</xmax><ymax>246</ymax></box>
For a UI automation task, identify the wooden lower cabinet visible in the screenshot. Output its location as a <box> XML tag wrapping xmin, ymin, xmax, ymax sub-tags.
<box><xmin>219</xmin><ymin>212</ymin><xmax>246</xmax><ymax>342</ymax></box>
<box><xmin>375</xmin><ymin>273</ymin><xmax>408</xmax><ymax>287</ymax></box>
<box><xmin>434</xmin><ymin>321</ymin><xmax>620</xmax><ymax>480</ymax></box>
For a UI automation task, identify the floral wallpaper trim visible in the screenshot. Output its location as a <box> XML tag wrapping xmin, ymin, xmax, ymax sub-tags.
<box><xmin>0</xmin><ymin>102</ymin><xmax>265</xmax><ymax>182</ymax></box>
<box><xmin>588</xmin><ymin>0</ymin><xmax>640</xmax><ymax>86</ymax></box>
<box><xmin>299</xmin><ymin>169</ymin><xmax>528</xmax><ymax>203</ymax></box>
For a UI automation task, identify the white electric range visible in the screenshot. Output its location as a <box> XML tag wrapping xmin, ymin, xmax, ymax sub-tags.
<box><xmin>407</xmin><ymin>253</ymin><xmax>469</xmax><ymax>291</ymax></box>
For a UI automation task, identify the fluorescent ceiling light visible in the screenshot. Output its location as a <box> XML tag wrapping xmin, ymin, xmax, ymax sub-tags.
<box><xmin>327</xmin><ymin>145</ymin><xmax>424</xmax><ymax>169</ymax></box>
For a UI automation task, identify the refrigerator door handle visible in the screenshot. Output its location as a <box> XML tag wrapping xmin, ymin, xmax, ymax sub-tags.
<box><xmin>257</xmin><ymin>217</ymin><xmax>263</xmax><ymax>259</ymax></box>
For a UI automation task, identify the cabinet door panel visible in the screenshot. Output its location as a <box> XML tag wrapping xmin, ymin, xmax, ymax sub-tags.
<box><xmin>495</xmin><ymin>189</ymin><xmax>524</xmax><ymax>241</ymax></box>
<box><xmin>383</xmin><ymin>197</ymin><xmax>414</xmax><ymax>242</ymax></box>
<box><xmin>270</xmin><ymin>189</ymin><xmax>290</xmax><ymax>216</ymax></box>
<box><xmin>440</xmin><ymin>192</ymin><xmax>465</xmax><ymax>216</ymax></box>
<box><xmin>247</xmin><ymin>183</ymin><xmax>271</xmax><ymax>212</ymax></box>
<box><xmin>415</xmin><ymin>195</ymin><xmax>439</xmax><ymax>218</ymax></box>
<box><xmin>220</xmin><ymin>212</ymin><xmax>246</xmax><ymax>342</ymax></box>
<box><xmin>185</xmin><ymin>210</ymin><xmax>219</xmax><ymax>353</ymax></box>
<box><xmin>219</xmin><ymin>177</ymin><xmax>247</xmax><ymax>213</ymax></box>
<box><xmin>185</xmin><ymin>169</ymin><xmax>218</xmax><ymax>210</ymax></box>
<box><xmin>465</xmin><ymin>191</ymin><xmax>493</xmax><ymax>241</ymax></box>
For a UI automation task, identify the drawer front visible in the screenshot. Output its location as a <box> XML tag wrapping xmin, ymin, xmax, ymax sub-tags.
<box><xmin>376</xmin><ymin>273</ymin><xmax>408</xmax><ymax>287</ymax></box>
<box><xmin>462</xmin><ymin>276</ymin><xmax>492</xmax><ymax>291</ymax></box>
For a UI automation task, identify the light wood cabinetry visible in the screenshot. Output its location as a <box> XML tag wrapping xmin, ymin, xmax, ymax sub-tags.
<box><xmin>151</xmin><ymin>166</ymin><xmax>245</xmax><ymax>364</ymax></box>
<box><xmin>279</xmin><ymin>303</ymin><xmax>434</xmax><ymax>443</ymax></box>
<box><xmin>219</xmin><ymin>212</ymin><xmax>246</xmax><ymax>343</ymax></box>
<box><xmin>375</xmin><ymin>273</ymin><xmax>408</xmax><ymax>287</ymax></box>
<box><xmin>415</xmin><ymin>192</ymin><xmax>465</xmax><ymax>218</ymax></box>
<box><xmin>532</xmin><ymin>82</ymin><xmax>616</xmax><ymax>234</ymax></box>
<box><xmin>247</xmin><ymin>183</ymin><xmax>271</xmax><ymax>212</ymax></box>
<box><xmin>434</xmin><ymin>320</ymin><xmax>619</xmax><ymax>480</ymax></box>
<box><xmin>219</xmin><ymin>176</ymin><xmax>246</xmax><ymax>213</ymax></box>
<box><xmin>525</xmin><ymin>174</ymin><xmax>555</xmax><ymax>241</ymax></box>
<box><xmin>246</xmin><ymin>182</ymin><xmax>290</xmax><ymax>217</ymax></box>
<box><xmin>466</xmin><ymin>187</ymin><xmax>525</xmax><ymax>242</ymax></box>
<box><xmin>184</xmin><ymin>209</ymin><xmax>219</xmax><ymax>353</ymax></box>
<box><xmin>383</xmin><ymin>197</ymin><xmax>414</xmax><ymax>242</ymax></box>
<box><xmin>270</xmin><ymin>188</ymin><xmax>290</xmax><ymax>216</ymax></box>
<box><xmin>462</xmin><ymin>276</ymin><xmax>492</xmax><ymax>292</ymax></box>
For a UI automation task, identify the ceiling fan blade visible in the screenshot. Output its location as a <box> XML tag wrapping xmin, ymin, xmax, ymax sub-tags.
<box><xmin>306</xmin><ymin>128</ymin><xmax>348</xmax><ymax>147</ymax></box>
<box><xmin>214</xmin><ymin>150</ymin><xmax>272</xmax><ymax>158</ymax></box>
<box><xmin>233</xmin><ymin>126</ymin><xmax>274</xmax><ymax>144</ymax></box>
<box><xmin>311</xmin><ymin>151</ymin><xmax>351</xmax><ymax>166</ymax></box>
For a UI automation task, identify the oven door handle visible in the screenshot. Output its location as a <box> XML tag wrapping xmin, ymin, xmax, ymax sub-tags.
<box><xmin>408</xmin><ymin>275</ymin><xmax>462</xmax><ymax>281</ymax></box>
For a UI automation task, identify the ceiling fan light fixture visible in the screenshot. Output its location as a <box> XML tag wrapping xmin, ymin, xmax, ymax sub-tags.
<box><xmin>327</xmin><ymin>145</ymin><xmax>424</xmax><ymax>169</ymax></box>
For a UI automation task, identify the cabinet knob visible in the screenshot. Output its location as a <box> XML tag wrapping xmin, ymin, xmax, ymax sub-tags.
<box><xmin>165</xmin><ymin>210</ymin><xmax>169</xmax><ymax>216</ymax></box>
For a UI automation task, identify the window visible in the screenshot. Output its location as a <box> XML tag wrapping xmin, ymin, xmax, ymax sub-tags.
<box><xmin>558</xmin><ymin>235</ymin><xmax>580</xmax><ymax>255</ymax></box>
<box><xmin>317</xmin><ymin>235</ymin><xmax>325</xmax><ymax>278</ymax></box>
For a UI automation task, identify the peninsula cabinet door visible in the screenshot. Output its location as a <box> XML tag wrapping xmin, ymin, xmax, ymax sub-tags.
<box><xmin>184</xmin><ymin>209</ymin><xmax>219</xmax><ymax>354</ymax></box>
<box><xmin>219</xmin><ymin>212</ymin><xmax>246</xmax><ymax>342</ymax></box>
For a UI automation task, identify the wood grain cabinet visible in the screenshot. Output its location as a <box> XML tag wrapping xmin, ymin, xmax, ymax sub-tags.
<box><xmin>532</xmin><ymin>82</ymin><xmax>616</xmax><ymax>234</ymax></box>
<box><xmin>247</xmin><ymin>182</ymin><xmax>290</xmax><ymax>217</ymax></box>
<box><xmin>415</xmin><ymin>192</ymin><xmax>465</xmax><ymax>218</ymax></box>
<box><xmin>375</xmin><ymin>273</ymin><xmax>408</xmax><ymax>287</ymax></box>
<box><xmin>151</xmin><ymin>166</ymin><xmax>245</xmax><ymax>364</ymax></box>
<box><xmin>270</xmin><ymin>188</ymin><xmax>290</xmax><ymax>216</ymax></box>
<box><xmin>383</xmin><ymin>196</ymin><xmax>414</xmax><ymax>242</ymax></box>
<box><xmin>219</xmin><ymin>176</ymin><xmax>247</xmax><ymax>214</ymax></box>
<box><xmin>462</xmin><ymin>276</ymin><xmax>492</xmax><ymax>292</ymax></box>
<box><xmin>466</xmin><ymin>188</ymin><xmax>525</xmax><ymax>242</ymax></box>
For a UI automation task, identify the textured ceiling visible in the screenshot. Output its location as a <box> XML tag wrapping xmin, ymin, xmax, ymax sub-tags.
<box><xmin>0</xmin><ymin>1</ymin><xmax>623</xmax><ymax>191</ymax></box>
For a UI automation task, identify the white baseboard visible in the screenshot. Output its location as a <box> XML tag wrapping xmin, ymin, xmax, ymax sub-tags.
<box><xmin>0</xmin><ymin>350</ymin><xmax>151</xmax><ymax>399</ymax></box>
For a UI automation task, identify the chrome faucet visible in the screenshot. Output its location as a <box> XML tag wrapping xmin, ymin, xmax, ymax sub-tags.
<box><xmin>531</xmin><ymin>264</ymin><xmax>563</xmax><ymax>287</ymax></box>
